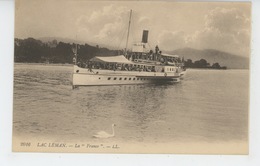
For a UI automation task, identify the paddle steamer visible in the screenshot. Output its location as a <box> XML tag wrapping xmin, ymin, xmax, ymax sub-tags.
<box><xmin>72</xmin><ymin>10</ymin><xmax>186</xmax><ymax>87</ymax></box>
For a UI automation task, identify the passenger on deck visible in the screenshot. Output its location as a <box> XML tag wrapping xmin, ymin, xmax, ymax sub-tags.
<box><xmin>88</xmin><ymin>63</ymin><xmax>93</xmax><ymax>72</ymax></box>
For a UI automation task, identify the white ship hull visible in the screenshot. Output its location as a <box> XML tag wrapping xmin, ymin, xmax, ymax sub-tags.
<box><xmin>72</xmin><ymin>65</ymin><xmax>181</xmax><ymax>86</ymax></box>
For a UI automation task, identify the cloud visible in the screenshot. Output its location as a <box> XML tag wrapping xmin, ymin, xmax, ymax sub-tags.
<box><xmin>138</xmin><ymin>16</ymin><xmax>151</xmax><ymax>28</ymax></box>
<box><xmin>158</xmin><ymin>30</ymin><xmax>187</xmax><ymax>51</ymax></box>
<box><xmin>96</xmin><ymin>22</ymin><xmax>123</xmax><ymax>39</ymax></box>
<box><xmin>75</xmin><ymin>5</ymin><xmax>250</xmax><ymax>56</ymax></box>
<box><xmin>190</xmin><ymin>7</ymin><xmax>250</xmax><ymax>56</ymax></box>
<box><xmin>158</xmin><ymin>7</ymin><xmax>251</xmax><ymax>56</ymax></box>
<box><xmin>75</xmin><ymin>5</ymin><xmax>155</xmax><ymax>47</ymax></box>
<box><xmin>76</xmin><ymin>5</ymin><xmax>129</xmax><ymax>45</ymax></box>
<box><xmin>205</xmin><ymin>7</ymin><xmax>250</xmax><ymax>34</ymax></box>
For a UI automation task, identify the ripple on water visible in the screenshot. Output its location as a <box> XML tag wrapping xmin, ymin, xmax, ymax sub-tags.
<box><xmin>13</xmin><ymin>65</ymin><xmax>249</xmax><ymax>143</ymax></box>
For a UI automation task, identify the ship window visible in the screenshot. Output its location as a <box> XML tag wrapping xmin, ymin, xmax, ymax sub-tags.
<box><xmin>124</xmin><ymin>78</ymin><xmax>127</xmax><ymax>80</ymax></box>
<box><xmin>114</xmin><ymin>77</ymin><xmax>117</xmax><ymax>80</ymax></box>
<box><xmin>119</xmin><ymin>78</ymin><xmax>122</xmax><ymax>80</ymax></box>
<box><xmin>108</xmin><ymin>77</ymin><xmax>111</xmax><ymax>80</ymax></box>
<box><xmin>129</xmin><ymin>78</ymin><xmax>131</xmax><ymax>80</ymax></box>
<box><xmin>133</xmin><ymin>78</ymin><xmax>136</xmax><ymax>80</ymax></box>
<box><xmin>137</xmin><ymin>78</ymin><xmax>139</xmax><ymax>80</ymax></box>
<box><xmin>99</xmin><ymin>77</ymin><xmax>101</xmax><ymax>79</ymax></box>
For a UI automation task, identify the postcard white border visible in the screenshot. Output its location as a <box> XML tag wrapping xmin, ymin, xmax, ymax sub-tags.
<box><xmin>1</xmin><ymin>0</ymin><xmax>260</xmax><ymax>165</ymax></box>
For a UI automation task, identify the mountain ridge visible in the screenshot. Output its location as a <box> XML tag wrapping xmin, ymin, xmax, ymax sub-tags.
<box><xmin>167</xmin><ymin>47</ymin><xmax>249</xmax><ymax>69</ymax></box>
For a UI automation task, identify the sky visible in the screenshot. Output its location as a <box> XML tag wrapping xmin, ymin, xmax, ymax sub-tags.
<box><xmin>15</xmin><ymin>0</ymin><xmax>251</xmax><ymax>57</ymax></box>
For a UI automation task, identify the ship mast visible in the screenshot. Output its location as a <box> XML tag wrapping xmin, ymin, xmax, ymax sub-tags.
<box><xmin>125</xmin><ymin>9</ymin><xmax>132</xmax><ymax>55</ymax></box>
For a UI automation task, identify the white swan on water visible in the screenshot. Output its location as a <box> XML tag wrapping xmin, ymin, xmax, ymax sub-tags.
<box><xmin>93</xmin><ymin>124</ymin><xmax>116</xmax><ymax>138</ymax></box>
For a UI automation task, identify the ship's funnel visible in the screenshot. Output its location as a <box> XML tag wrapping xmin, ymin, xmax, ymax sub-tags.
<box><xmin>142</xmin><ymin>30</ymin><xmax>149</xmax><ymax>43</ymax></box>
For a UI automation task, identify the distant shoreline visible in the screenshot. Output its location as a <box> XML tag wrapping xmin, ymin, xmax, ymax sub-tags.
<box><xmin>14</xmin><ymin>62</ymin><xmax>73</xmax><ymax>66</ymax></box>
<box><xmin>186</xmin><ymin>68</ymin><xmax>249</xmax><ymax>71</ymax></box>
<box><xmin>14</xmin><ymin>62</ymin><xmax>249</xmax><ymax>70</ymax></box>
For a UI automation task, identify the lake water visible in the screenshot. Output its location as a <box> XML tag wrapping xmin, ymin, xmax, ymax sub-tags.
<box><xmin>13</xmin><ymin>64</ymin><xmax>249</xmax><ymax>147</ymax></box>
